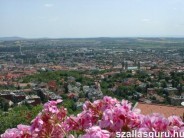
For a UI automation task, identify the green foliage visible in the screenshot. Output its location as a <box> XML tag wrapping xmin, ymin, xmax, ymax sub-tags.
<box><xmin>0</xmin><ymin>105</ymin><xmax>42</xmax><ymax>134</ymax></box>
<box><xmin>0</xmin><ymin>85</ymin><xmax>17</xmax><ymax>90</ymax></box>
<box><xmin>21</xmin><ymin>70</ymin><xmax>93</xmax><ymax>86</ymax></box>
<box><xmin>101</xmin><ymin>81</ymin><xmax>109</xmax><ymax>89</ymax></box>
<box><xmin>61</xmin><ymin>99</ymin><xmax>80</xmax><ymax>115</ymax></box>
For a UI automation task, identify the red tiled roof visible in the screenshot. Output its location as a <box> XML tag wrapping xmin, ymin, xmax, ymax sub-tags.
<box><xmin>135</xmin><ymin>102</ymin><xmax>184</xmax><ymax>118</ymax></box>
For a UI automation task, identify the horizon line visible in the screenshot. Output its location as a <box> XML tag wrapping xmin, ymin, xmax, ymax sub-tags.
<box><xmin>1</xmin><ymin>36</ymin><xmax>184</xmax><ymax>39</ymax></box>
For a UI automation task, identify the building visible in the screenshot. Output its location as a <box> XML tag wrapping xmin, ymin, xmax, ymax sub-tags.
<box><xmin>134</xmin><ymin>102</ymin><xmax>184</xmax><ymax>120</ymax></box>
<box><xmin>164</xmin><ymin>87</ymin><xmax>178</xmax><ymax>96</ymax></box>
<box><xmin>170</xmin><ymin>96</ymin><xmax>184</xmax><ymax>106</ymax></box>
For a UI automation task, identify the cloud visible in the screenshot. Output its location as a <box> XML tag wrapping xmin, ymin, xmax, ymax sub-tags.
<box><xmin>44</xmin><ymin>4</ymin><xmax>54</xmax><ymax>8</ymax></box>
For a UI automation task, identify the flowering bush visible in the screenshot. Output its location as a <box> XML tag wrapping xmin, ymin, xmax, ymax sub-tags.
<box><xmin>1</xmin><ymin>96</ymin><xmax>184</xmax><ymax>138</ymax></box>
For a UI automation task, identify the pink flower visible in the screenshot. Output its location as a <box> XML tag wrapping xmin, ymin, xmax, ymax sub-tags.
<box><xmin>168</xmin><ymin>116</ymin><xmax>184</xmax><ymax>137</ymax></box>
<box><xmin>57</xmin><ymin>107</ymin><xmax>67</xmax><ymax>120</ymax></box>
<box><xmin>168</xmin><ymin>115</ymin><xmax>184</xmax><ymax>127</ymax></box>
<box><xmin>31</xmin><ymin>115</ymin><xmax>44</xmax><ymax>133</ymax></box>
<box><xmin>99</xmin><ymin>100</ymin><xmax>142</xmax><ymax>131</ymax></box>
<box><xmin>1</xmin><ymin>97</ymin><xmax>184</xmax><ymax>138</ymax></box>
<box><xmin>17</xmin><ymin>124</ymin><xmax>31</xmax><ymax>136</ymax></box>
<box><xmin>17</xmin><ymin>124</ymin><xmax>30</xmax><ymax>132</ymax></box>
<box><xmin>1</xmin><ymin>125</ymin><xmax>31</xmax><ymax>138</ymax></box>
<box><xmin>43</xmin><ymin>100</ymin><xmax>62</xmax><ymax>114</ymax></box>
<box><xmin>83</xmin><ymin>96</ymin><xmax>119</xmax><ymax>115</ymax></box>
<box><xmin>30</xmin><ymin>100</ymin><xmax>67</xmax><ymax>138</ymax></box>
<box><xmin>65</xmin><ymin>111</ymin><xmax>97</xmax><ymax>131</ymax></box>
<box><xmin>121</xmin><ymin>100</ymin><xmax>132</xmax><ymax>112</ymax></box>
<box><xmin>81</xmin><ymin>126</ymin><xmax>110</xmax><ymax>138</ymax></box>
<box><xmin>141</xmin><ymin>113</ymin><xmax>169</xmax><ymax>131</ymax></box>
<box><xmin>1</xmin><ymin>128</ymin><xmax>21</xmax><ymax>138</ymax></box>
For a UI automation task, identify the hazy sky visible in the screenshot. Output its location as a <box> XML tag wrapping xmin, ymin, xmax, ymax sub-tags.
<box><xmin>0</xmin><ymin>0</ymin><xmax>184</xmax><ymax>38</ymax></box>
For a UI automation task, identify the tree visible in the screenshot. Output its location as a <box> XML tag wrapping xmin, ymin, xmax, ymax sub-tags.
<box><xmin>0</xmin><ymin>98</ymin><xmax>9</xmax><ymax>111</ymax></box>
<box><xmin>161</xmin><ymin>81</ymin><xmax>167</xmax><ymax>88</ymax></box>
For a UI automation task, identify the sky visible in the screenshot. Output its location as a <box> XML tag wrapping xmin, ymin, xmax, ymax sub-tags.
<box><xmin>0</xmin><ymin>0</ymin><xmax>184</xmax><ymax>38</ymax></box>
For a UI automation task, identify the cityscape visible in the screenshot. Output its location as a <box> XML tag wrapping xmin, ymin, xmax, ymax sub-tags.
<box><xmin>0</xmin><ymin>0</ymin><xmax>184</xmax><ymax>137</ymax></box>
<box><xmin>0</xmin><ymin>38</ymin><xmax>184</xmax><ymax>107</ymax></box>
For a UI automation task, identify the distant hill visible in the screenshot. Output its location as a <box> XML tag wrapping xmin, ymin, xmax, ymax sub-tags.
<box><xmin>0</xmin><ymin>37</ymin><xmax>25</xmax><ymax>41</ymax></box>
<box><xmin>0</xmin><ymin>37</ymin><xmax>184</xmax><ymax>48</ymax></box>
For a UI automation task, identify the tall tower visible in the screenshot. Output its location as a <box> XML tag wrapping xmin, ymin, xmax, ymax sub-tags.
<box><xmin>125</xmin><ymin>61</ymin><xmax>128</xmax><ymax>70</ymax></box>
<box><xmin>138</xmin><ymin>61</ymin><xmax>141</xmax><ymax>70</ymax></box>
<box><xmin>134</xmin><ymin>60</ymin><xmax>137</xmax><ymax>66</ymax></box>
<box><xmin>19</xmin><ymin>45</ymin><xmax>23</xmax><ymax>55</ymax></box>
<box><xmin>122</xmin><ymin>58</ymin><xmax>126</xmax><ymax>71</ymax></box>
<box><xmin>122</xmin><ymin>61</ymin><xmax>125</xmax><ymax>70</ymax></box>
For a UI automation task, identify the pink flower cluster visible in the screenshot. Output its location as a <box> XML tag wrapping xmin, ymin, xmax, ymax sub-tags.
<box><xmin>1</xmin><ymin>96</ymin><xmax>184</xmax><ymax>138</ymax></box>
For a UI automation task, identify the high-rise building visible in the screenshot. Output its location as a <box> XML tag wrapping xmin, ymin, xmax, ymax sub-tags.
<box><xmin>138</xmin><ymin>61</ymin><xmax>141</xmax><ymax>70</ymax></box>
<box><xmin>125</xmin><ymin>61</ymin><xmax>128</xmax><ymax>70</ymax></box>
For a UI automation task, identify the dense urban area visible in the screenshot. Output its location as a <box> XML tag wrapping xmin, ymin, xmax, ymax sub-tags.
<box><xmin>0</xmin><ymin>37</ymin><xmax>184</xmax><ymax>133</ymax></box>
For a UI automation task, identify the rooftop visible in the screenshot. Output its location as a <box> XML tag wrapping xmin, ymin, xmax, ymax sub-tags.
<box><xmin>135</xmin><ymin>102</ymin><xmax>184</xmax><ymax>118</ymax></box>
